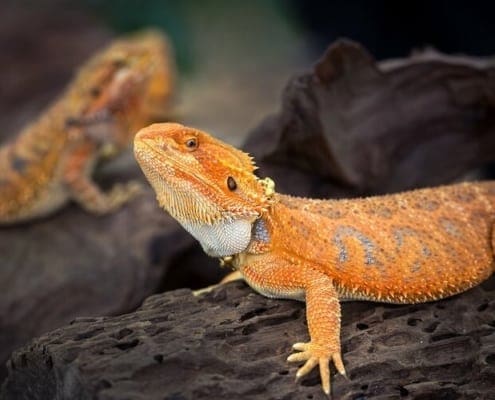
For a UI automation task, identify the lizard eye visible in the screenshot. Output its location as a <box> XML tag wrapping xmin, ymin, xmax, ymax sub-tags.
<box><xmin>227</xmin><ymin>176</ymin><xmax>237</xmax><ymax>191</ymax></box>
<box><xmin>90</xmin><ymin>87</ymin><xmax>101</xmax><ymax>97</ymax></box>
<box><xmin>113</xmin><ymin>59</ymin><xmax>127</xmax><ymax>68</ymax></box>
<box><xmin>185</xmin><ymin>137</ymin><xmax>198</xmax><ymax>150</ymax></box>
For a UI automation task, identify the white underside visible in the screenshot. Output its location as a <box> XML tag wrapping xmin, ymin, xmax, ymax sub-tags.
<box><xmin>180</xmin><ymin>218</ymin><xmax>253</xmax><ymax>257</ymax></box>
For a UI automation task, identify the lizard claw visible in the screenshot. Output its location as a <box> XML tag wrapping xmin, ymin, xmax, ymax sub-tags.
<box><xmin>287</xmin><ymin>341</ymin><xmax>346</xmax><ymax>397</ymax></box>
<box><xmin>106</xmin><ymin>180</ymin><xmax>144</xmax><ymax>209</ymax></box>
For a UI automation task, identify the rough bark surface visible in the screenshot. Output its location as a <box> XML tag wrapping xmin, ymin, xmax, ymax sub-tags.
<box><xmin>245</xmin><ymin>40</ymin><xmax>495</xmax><ymax>198</ymax></box>
<box><xmin>2</xmin><ymin>279</ymin><xmax>495</xmax><ymax>400</ymax></box>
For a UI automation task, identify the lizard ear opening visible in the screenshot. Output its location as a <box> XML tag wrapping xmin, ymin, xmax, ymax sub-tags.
<box><xmin>227</xmin><ymin>176</ymin><xmax>237</xmax><ymax>191</ymax></box>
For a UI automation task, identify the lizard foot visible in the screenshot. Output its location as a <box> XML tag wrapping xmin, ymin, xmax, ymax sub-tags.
<box><xmin>193</xmin><ymin>271</ymin><xmax>243</xmax><ymax>296</ymax></box>
<box><xmin>104</xmin><ymin>181</ymin><xmax>144</xmax><ymax>211</ymax></box>
<box><xmin>287</xmin><ymin>342</ymin><xmax>346</xmax><ymax>396</ymax></box>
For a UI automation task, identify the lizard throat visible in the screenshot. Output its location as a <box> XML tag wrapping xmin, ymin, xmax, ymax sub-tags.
<box><xmin>179</xmin><ymin>218</ymin><xmax>253</xmax><ymax>257</ymax></box>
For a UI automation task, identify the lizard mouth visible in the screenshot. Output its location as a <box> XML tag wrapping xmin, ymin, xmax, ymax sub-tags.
<box><xmin>133</xmin><ymin>131</ymin><xmax>226</xmax><ymax>214</ymax></box>
<box><xmin>134</xmin><ymin>134</ymin><xmax>161</xmax><ymax>163</ymax></box>
<box><xmin>133</xmin><ymin>138</ymin><xmax>183</xmax><ymax>194</ymax></box>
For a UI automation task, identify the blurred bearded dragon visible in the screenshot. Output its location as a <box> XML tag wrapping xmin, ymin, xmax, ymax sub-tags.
<box><xmin>0</xmin><ymin>30</ymin><xmax>175</xmax><ymax>224</ymax></box>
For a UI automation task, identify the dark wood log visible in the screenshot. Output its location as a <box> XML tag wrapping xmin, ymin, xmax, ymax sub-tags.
<box><xmin>2</xmin><ymin>278</ymin><xmax>494</xmax><ymax>400</ymax></box>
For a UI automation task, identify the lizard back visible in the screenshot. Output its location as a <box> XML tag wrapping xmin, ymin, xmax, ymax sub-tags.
<box><xmin>0</xmin><ymin>102</ymin><xmax>69</xmax><ymax>221</ymax></box>
<box><xmin>272</xmin><ymin>181</ymin><xmax>495</xmax><ymax>303</ymax></box>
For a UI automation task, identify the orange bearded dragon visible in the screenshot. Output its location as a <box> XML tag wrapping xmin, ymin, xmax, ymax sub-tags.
<box><xmin>134</xmin><ymin>122</ymin><xmax>495</xmax><ymax>396</ymax></box>
<box><xmin>0</xmin><ymin>30</ymin><xmax>174</xmax><ymax>224</ymax></box>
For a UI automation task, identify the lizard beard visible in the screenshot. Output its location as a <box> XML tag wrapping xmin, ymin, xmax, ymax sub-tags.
<box><xmin>179</xmin><ymin>218</ymin><xmax>253</xmax><ymax>257</ymax></box>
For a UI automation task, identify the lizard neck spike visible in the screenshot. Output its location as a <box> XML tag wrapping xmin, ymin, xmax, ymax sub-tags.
<box><xmin>259</xmin><ymin>177</ymin><xmax>275</xmax><ymax>199</ymax></box>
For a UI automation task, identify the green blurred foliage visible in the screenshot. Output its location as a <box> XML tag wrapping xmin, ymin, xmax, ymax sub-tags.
<box><xmin>84</xmin><ymin>0</ymin><xmax>193</xmax><ymax>72</ymax></box>
<box><xmin>80</xmin><ymin>0</ymin><xmax>296</xmax><ymax>74</ymax></box>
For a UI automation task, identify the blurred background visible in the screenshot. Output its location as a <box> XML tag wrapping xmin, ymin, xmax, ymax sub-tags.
<box><xmin>2</xmin><ymin>0</ymin><xmax>495</xmax><ymax>147</ymax></box>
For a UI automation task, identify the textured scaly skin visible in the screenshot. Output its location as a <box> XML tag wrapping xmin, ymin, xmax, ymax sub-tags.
<box><xmin>134</xmin><ymin>123</ymin><xmax>495</xmax><ymax>397</ymax></box>
<box><xmin>0</xmin><ymin>30</ymin><xmax>175</xmax><ymax>224</ymax></box>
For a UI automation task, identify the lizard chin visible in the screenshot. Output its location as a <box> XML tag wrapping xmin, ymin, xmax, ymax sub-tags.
<box><xmin>179</xmin><ymin>218</ymin><xmax>253</xmax><ymax>257</ymax></box>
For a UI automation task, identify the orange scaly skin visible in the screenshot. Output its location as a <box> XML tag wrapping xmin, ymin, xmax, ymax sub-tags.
<box><xmin>0</xmin><ymin>30</ymin><xmax>175</xmax><ymax>224</ymax></box>
<box><xmin>134</xmin><ymin>123</ymin><xmax>495</xmax><ymax>397</ymax></box>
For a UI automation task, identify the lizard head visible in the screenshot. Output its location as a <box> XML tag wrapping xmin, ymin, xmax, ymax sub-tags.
<box><xmin>134</xmin><ymin>123</ymin><xmax>273</xmax><ymax>257</ymax></box>
<box><xmin>67</xmin><ymin>30</ymin><xmax>175</xmax><ymax>157</ymax></box>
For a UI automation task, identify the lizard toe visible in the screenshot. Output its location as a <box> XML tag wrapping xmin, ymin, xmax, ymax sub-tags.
<box><xmin>332</xmin><ymin>352</ymin><xmax>346</xmax><ymax>376</ymax></box>
<box><xmin>295</xmin><ymin>357</ymin><xmax>319</xmax><ymax>380</ymax></box>
<box><xmin>287</xmin><ymin>351</ymin><xmax>311</xmax><ymax>362</ymax></box>
<box><xmin>288</xmin><ymin>341</ymin><xmax>345</xmax><ymax>397</ymax></box>
<box><xmin>292</xmin><ymin>342</ymin><xmax>309</xmax><ymax>351</ymax></box>
<box><xmin>319</xmin><ymin>358</ymin><xmax>331</xmax><ymax>396</ymax></box>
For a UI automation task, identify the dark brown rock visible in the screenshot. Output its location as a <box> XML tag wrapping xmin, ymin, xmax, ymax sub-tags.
<box><xmin>245</xmin><ymin>39</ymin><xmax>495</xmax><ymax>198</ymax></box>
<box><xmin>2</xmin><ymin>278</ymin><xmax>494</xmax><ymax>400</ymax></box>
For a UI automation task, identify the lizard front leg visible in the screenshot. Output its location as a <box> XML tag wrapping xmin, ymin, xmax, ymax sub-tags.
<box><xmin>240</xmin><ymin>254</ymin><xmax>345</xmax><ymax>396</ymax></box>
<box><xmin>62</xmin><ymin>141</ymin><xmax>142</xmax><ymax>215</ymax></box>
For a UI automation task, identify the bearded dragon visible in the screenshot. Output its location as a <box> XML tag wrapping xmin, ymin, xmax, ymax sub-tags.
<box><xmin>0</xmin><ymin>30</ymin><xmax>175</xmax><ymax>224</ymax></box>
<box><xmin>134</xmin><ymin>123</ymin><xmax>495</xmax><ymax>396</ymax></box>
